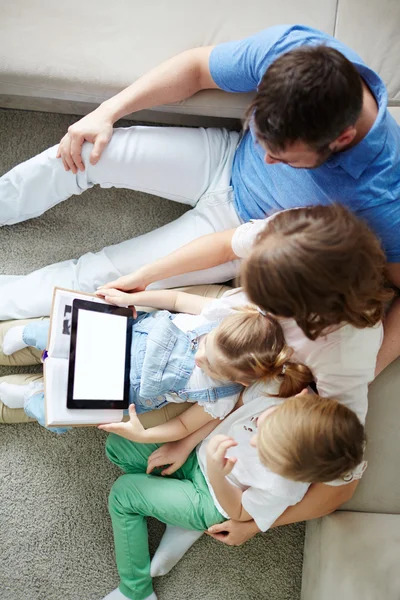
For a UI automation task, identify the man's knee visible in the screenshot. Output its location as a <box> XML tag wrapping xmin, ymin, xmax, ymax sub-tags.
<box><xmin>81</xmin><ymin>141</ymin><xmax>95</xmax><ymax>169</ymax></box>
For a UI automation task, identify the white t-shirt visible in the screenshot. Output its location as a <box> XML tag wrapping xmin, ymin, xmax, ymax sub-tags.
<box><xmin>202</xmin><ymin>289</ymin><xmax>381</xmax><ymax>485</ymax></box>
<box><xmin>169</xmin><ymin>312</ymin><xmax>240</xmax><ymax>419</ymax></box>
<box><xmin>197</xmin><ymin>384</ymin><xmax>310</xmax><ymax>531</ymax></box>
<box><xmin>231</xmin><ymin>218</ymin><xmax>276</xmax><ymax>258</ymax></box>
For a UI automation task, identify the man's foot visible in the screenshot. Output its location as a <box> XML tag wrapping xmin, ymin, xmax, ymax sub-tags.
<box><xmin>150</xmin><ymin>526</ymin><xmax>202</xmax><ymax>577</ymax></box>
<box><xmin>0</xmin><ymin>382</ymin><xmax>29</xmax><ymax>409</ymax></box>
<box><xmin>102</xmin><ymin>589</ymin><xmax>157</xmax><ymax>600</ymax></box>
<box><xmin>2</xmin><ymin>325</ymin><xmax>28</xmax><ymax>355</ymax></box>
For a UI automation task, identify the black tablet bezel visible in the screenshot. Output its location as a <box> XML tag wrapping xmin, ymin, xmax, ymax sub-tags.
<box><xmin>67</xmin><ymin>299</ymin><xmax>132</xmax><ymax>410</ymax></box>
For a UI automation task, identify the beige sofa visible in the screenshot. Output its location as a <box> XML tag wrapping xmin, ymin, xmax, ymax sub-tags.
<box><xmin>1</xmin><ymin>2</ymin><xmax>399</xmax><ymax>598</ymax></box>
<box><xmin>1</xmin><ymin>0</ymin><xmax>399</xmax><ymax>126</ymax></box>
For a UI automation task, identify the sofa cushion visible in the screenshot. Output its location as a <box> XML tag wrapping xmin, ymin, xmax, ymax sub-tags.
<box><xmin>0</xmin><ymin>0</ymin><xmax>338</xmax><ymax>118</ymax></box>
<box><xmin>335</xmin><ymin>0</ymin><xmax>400</xmax><ymax>106</ymax></box>
<box><xmin>2</xmin><ymin>2</ymin><xmax>399</xmax><ymax>123</ymax></box>
<box><xmin>301</xmin><ymin>512</ymin><xmax>400</xmax><ymax>600</ymax></box>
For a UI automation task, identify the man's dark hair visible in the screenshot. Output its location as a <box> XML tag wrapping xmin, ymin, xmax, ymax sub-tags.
<box><xmin>245</xmin><ymin>45</ymin><xmax>363</xmax><ymax>152</ymax></box>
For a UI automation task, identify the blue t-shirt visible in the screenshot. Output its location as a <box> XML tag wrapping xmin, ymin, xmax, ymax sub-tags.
<box><xmin>209</xmin><ymin>25</ymin><xmax>400</xmax><ymax>263</ymax></box>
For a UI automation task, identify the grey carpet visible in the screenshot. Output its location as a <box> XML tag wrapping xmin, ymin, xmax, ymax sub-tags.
<box><xmin>0</xmin><ymin>108</ymin><xmax>305</xmax><ymax>600</ymax></box>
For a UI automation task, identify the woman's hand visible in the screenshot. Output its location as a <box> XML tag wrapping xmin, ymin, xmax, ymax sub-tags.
<box><xmin>146</xmin><ymin>439</ymin><xmax>192</xmax><ymax>476</ymax></box>
<box><xmin>206</xmin><ymin>519</ymin><xmax>260</xmax><ymax>546</ymax></box>
<box><xmin>99</xmin><ymin>269</ymin><xmax>150</xmax><ymax>294</ymax></box>
<box><xmin>95</xmin><ymin>287</ymin><xmax>134</xmax><ymax>306</ymax></box>
<box><xmin>56</xmin><ymin>107</ymin><xmax>114</xmax><ymax>173</ymax></box>
<box><xmin>98</xmin><ymin>404</ymin><xmax>147</xmax><ymax>442</ymax></box>
<box><xmin>206</xmin><ymin>435</ymin><xmax>238</xmax><ymax>479</ymax></box>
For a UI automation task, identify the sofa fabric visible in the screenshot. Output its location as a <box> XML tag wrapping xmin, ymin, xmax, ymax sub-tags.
<box><xmin>1</xmin><ymin>1</ymin><xmax>399</xmax><ymax>123</ymax></box>
<box><xmin>301</xmin><ymin>512</ymin><xmax>400</xmax><ymax>600</ymax></box>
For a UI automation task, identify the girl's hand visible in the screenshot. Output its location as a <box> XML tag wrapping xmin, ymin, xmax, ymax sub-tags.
<box><xmin>98</xmin><ymin>269</ymin><xmax>149</xmax><ymax>294</ymax></box>
<box><xmin>206</xmin><ymin>434</ymin><xmax>238</xmax><ymax>478</ymax></box>
<box><xmin>98</xmin><ymin>404</ymin><xmax>146</xmax><ymax>442</ymax></box>
<box><xmin>95</xmin><ymin>288</ymin><xmax>137</xmax><ymax>316</ymax></box>
<box><xmin>146</xmin><ymin>439</ymin><xmax>192</xmax><ymax>476</ymax></box>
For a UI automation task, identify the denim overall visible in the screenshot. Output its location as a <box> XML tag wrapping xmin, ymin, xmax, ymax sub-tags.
<box><xmin>129</xmin><ymin>310</ymin><xmax>243</xmax><ymax>413</ymax></box>
<box><xmin>20</xmin><ymin>312</ymin><xmax>243</xmax><ymax>430</ymax></box>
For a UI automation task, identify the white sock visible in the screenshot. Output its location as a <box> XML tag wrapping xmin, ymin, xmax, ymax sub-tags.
<box><xmin>150</xmin><ymin>526</ymin><xmax>203</xmax><ymax>577</ymax></box>
<box><xmin>2</xmin><ymin>325</ymin><xmax>28</xmax><ymax>355</ymax></box>
<box><xmin>102</xmin><ymin>589</ymin><xmax>157</xmax><ymax>600</ymax></box>
<box><xmin>0</xmin><ymin>382</ymin><xmax>30</xmax><ymax>409</ymax></box>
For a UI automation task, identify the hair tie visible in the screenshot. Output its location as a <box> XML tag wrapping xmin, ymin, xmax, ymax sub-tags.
<box><xmin>256</xmin><ymin>306</ymin><xmax>267</xmax><ymax>316</ymax></box>
<box><xmin>281</xmin><ymin>363</ymin><xmax>287</xmax><ymax>375</ymax></box>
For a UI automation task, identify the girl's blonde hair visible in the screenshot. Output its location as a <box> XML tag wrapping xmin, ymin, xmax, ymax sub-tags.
<box><xmin>257</xmin><ymin>393</ymin><xmax>365</xmax><ymax>483</ymax></box>
<box><xmin>214</xmin><ymin>306</ymin><xmax>313</xmax><ymax>396</ymax></box>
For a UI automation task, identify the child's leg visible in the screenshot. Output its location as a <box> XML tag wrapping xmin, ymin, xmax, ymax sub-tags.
<box><xmin>106</xmin><ymin>435</ymin><xmax>224</xmax><ymax>600</ymax></box>
<box><xmin>23</xmin><ymin>386</ymin><xmax>69</xmax><ymax>434</ymax></box>
<box><xmin>150</xmin><ymin>526</ymin><xmax>203</xmax><ymax>577</ymax></box>
<box><xmin>2</xmin><ymin>319</ymin><xmax>50</xmax><ymax>355</ymax></box>
<box><xmin>0</xmin><ymin>374</ymin><xmax>41</xmax><ymax>423</ymax></box>
<box><xmin>0</xmin><ymin>318</ymin><xmax>44</xmax><ymax>366</ymax></box>
<box><xmin>0</xmin><ymin>374</ymin><xmax>43</xmax><ymax>409</ymax></box>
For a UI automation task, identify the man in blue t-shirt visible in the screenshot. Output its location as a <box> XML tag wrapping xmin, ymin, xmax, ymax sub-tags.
<box><xmin>1</xmin><ymin>25</ymin><xmax>399</xmax><ymax>552</ymax></box>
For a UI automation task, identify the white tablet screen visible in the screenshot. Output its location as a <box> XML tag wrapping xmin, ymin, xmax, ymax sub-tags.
<box><xmin>72</xmin><ymin>309</ymin><xmax>128</xmax><ymax>401</ymax></box>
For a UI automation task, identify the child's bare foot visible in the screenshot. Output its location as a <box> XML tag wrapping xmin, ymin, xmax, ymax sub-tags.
<box><xmin>2</xmin><ymin>326</ymin><xmax>27</xmax><ymax>355</ymax></box>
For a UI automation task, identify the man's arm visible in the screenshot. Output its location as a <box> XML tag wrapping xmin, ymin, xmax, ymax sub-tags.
<box><xmin>98</xmin><ymin>46</ymin><xmax>218</xmax><ymax>123</ymax></box>
<box><xmin>58</xmin><ymin>46</ymin><xmax>218</xmax><ymax>172</ymax></box>
<box><xmin>375</xmin><ymin>263</ymin><xmax>400</xmax><ymax>376</ymax></box>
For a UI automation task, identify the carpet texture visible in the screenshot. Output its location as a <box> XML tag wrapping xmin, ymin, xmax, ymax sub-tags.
<box><xmin>0</xmin><ymin>108</ymin><xmax>305</xmax><ymax>600</ymax></box>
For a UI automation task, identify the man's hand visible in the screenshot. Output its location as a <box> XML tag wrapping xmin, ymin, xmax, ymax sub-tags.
<box><xmin>206</xmin><ymin>519</ymin><xmax>260</xmax><ymax>546</ymax></box>
<box><xmin>146</xmin><ymin>439</ymin><xmax>192</xmax><ymax>476</ymax></box>
<box><xmin>56</xmin><ymin>107</ymin><xmax>114</xmax><ymax>173</ymax></box>
<box><xmin>98</xmin><ymin>404</ymin><xmax>146</xmax><ymax>442</ymax></box>
<box><xmin>206</xmin><ymin>435</ymin><xmax>238</xmax><ymax>479</ymax></box>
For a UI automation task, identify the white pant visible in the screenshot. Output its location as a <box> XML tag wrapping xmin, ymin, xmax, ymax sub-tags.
<box><xmin>0</xmin><ymin>126</ymin><xmax>242</xmax><ymax>319</ymax></box>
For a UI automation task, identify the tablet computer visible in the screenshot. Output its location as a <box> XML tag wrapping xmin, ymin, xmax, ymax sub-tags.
<box><xmin>67</xmin><ymin>299</ymin><xmax>133</xmax><ymax>409</ymax></box>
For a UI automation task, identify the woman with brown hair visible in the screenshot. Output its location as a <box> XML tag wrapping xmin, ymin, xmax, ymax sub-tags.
<box><xmin>93</xmin><ymin>203</ymin><xmax>389</xmax><ymax>550</ymax></box>
<box><xmin>101</xmin><ymin>203</ymin><xmax>391</xmax><ymax>425</ymax></box>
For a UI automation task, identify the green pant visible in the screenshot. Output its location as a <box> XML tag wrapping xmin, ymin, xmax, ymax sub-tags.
<box><xmin>106</xmin><ymin>434</ymin><xmax>225</xmax><ymax>600</ymax></box>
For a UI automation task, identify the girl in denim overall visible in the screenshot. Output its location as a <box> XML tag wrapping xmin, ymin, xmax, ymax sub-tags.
<box><xmin>1</xmin><ymin>287</ymin><xmax>312</xmax><ymax>433</ymax></box>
